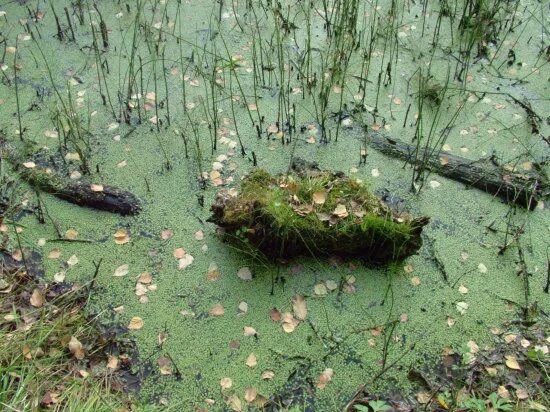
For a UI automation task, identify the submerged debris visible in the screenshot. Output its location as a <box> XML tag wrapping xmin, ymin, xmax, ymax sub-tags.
<box><xmin>210</xmin><ymin>160</ymin><xmax>429</xmax><ymax>264</ymax></box>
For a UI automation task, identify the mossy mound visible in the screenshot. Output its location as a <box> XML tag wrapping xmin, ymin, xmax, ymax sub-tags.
<box><xmin>210</xmin><ymin>162</ymin><xmax>429</xmax><ymax>264</ymax></box>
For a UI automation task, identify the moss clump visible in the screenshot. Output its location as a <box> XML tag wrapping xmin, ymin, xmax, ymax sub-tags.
<box><xmin>210</xmin><ymin>167</ymin><xmax>429</xmax><ymax>264</ymax></box>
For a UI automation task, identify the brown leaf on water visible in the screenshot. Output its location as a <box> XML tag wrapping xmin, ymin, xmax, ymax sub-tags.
<box><xmin>292</xmin><ymin>295</ymin><xmax>307</xmax><ymax>320</ymax></box>
<box><xmin>237</xmin><ymin>267</ymin><xmax>252</xmax><ymax>281</ymax></box>
<box><xmin>128</xmin><ymin>316</ymin><xmax>144</xmax><ymax>330</ymax></box>
<box><xmin>113</xmin><ymin>264</ymin><xmax>129</xmax><ymax>277</ymax></box>
<box><xmin>160</xmin><ymin>230</ymin><xmax>173</xmax><ymax>240</ymax></box>
<box><xmin>227</xmin><ymin>394</ymin><xmax>242</xmax><ymax>412</ymax></box>
<box><xmin>64</xmin><ymin>229</ymin><xmax>78</xmax><ymax>240</ymax></box>
<box><xmin>158</xmin><ymin>357</ymin><xmax>172</xmax><ymax>375</ymax></box>
<box><xmin>114</xmin><ymin>229</ymin><xmax>129</xmax><ymax>245</ymax></box>
<box><xmin>207</xmin><ymin>262</ymin><xmax>220</xmax><ymax>281</ymax></box>
<box><xmin>246</xmin><ymin>353</ymin><xmax>257</xmax><ymax>368</ymax></box>
<box><xmin>220</xmin><ymin>377</ymin><xmax>233</xmax><ymax>390</ymax></box>
<box><xmin>316</xmin><ymin>368</ymin><xmax>334</xmax><ymax>389</ymax></box>
<box><xmin>270</xmin><ymin>308</ymin><xmax>281</xmax><ymax>322</ymax></box>
<box><xmin>261</xmin><ymin>370</ymin><xmax>275</xmax><ymax>380</ymax></box>
<box><xmin>244</xmin><ymin>326</ymin><xmax>256</xmax><ymax>336</ymax></box>
<box><xmin>244</xmin><ymin>388</ymin><xmax>257</xmax><ymax>403</ymax></box>
<box><xmin>209</xmin><ymin>304</ymin><xmax>225</xmax><ymax>316</ymax></box>
<box><xmin>173</xmin><ymin>248</ymin><xmax>186</xmax><ymax>259</ymax></box>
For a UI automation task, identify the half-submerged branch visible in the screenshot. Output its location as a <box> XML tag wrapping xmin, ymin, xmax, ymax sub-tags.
<box><xmin>366</xmin><ymin>132</ymin><xmax>549</xmax><ymax>209</ymax></box>
<box><xmin>209</xmin><ymin>160</ymin><xmax>429</xmax><ymax>264</ymax></box>
<box><xmin>1</xmin><ymin>140</ymin><xmax>141</xmax><ymax>215</ymax></box>
<box><xmin>22</xmin><ymin>167</ymin><xmax>141</xmax><ymax>215</ymax></box>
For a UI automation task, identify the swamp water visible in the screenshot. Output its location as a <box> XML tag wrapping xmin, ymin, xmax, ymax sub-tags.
<box><xmin>0</xmin><ymin>0</ymin><xmax>548</xmax><ymax>409</ymax></box>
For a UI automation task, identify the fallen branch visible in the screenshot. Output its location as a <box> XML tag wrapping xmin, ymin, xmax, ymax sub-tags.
<box><xmin>1</xmin><ymin>140</ymin><xmax>141</xmax><ymax>215</ymax></box>
<box><xmin>365</xmin><ymin>132</ymin><xmax>549</xmax><ymax>209</ymax></box>
<box><xmin>22</xmin><ymin>167</ymin><xmax>142</xmax><ymax>215</ymax></box>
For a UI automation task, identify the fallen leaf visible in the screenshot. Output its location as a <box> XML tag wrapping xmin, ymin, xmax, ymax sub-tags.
<box><xmin>261</xmin><ymin>370</ymin><xmax>275</xmax><ymax>380</ymax></box>
<box><xmin>333</xmin><ymin>204</ymin><xmax>348</xmax><ymax>218</ymax></box>
<box><xmin>138</xmin><ymin>272</ymin><xmax>152</xmax><ymax>284</ymax></box>
<box><xmin>456</xmin><ymin>302</ymin><xmax>469</xmax><ymax>315</ymax></box>
<box><xmin>245</xmin><ymin>353</ymin><xmax>257</xmax><ymax>368</ymax></box>
<box><xmin>292</xmin><ymin>295</ymin><xmax>307</xmax><ymax>320</ymax></box>
<box><xmin>30</xmin><ymin>288</ymin><xmax>44</xmax><ymax>307</ymax></box>
<box><xmin>316</xmin><ymin>368</ymin><xmax>334</xmax><ymax>389</ymax></box>
<box><xmin>90</xmin><ymin>184</ymin><xmax>104</xmax><ymax>192</ymax></box>
<box><xmin>68</xmin><ymin>336</ymin><xmax>85</xmax><ymax>360</ymax></box>
<box><xmin>312</xmin><ymin>191</ymin><xmax>326</xmax><ymax>205</ymax></box>
<box><xmin>207</xmin><ymin>262</ymin><xmax>220</xmax><ymax>281</ymax></box>
<box><xmin>173</xmin><ymin>248</ymin><xmax>186</xmax><ymax>259</ymax></box>
<box><xmin>54</xmin><ymin>271</ymin><xmax>66</xmax><ymax>283</ymax></box>
<box><xmin>113</xmin><ymin>264</ymin><xmax>129</xmax><ymax>277</ymax></box>
<box><xmin>325</xmin><ymin>280</ymin><xmax>338</xmax><ymax>291</ymax></box>
<box><xmin>227</xmin><ymin>394</ymin><xmax>242</xmax><ymax>412</ymax></box>
<box><xmin>48</xmin><ymin>249</ymin><xmax>61</xmax><ymax>259</ymax></box>
<box><xmin>128</xmin><ymin>317</ymin><xmax>144</xmax><ymax>330</ymax></box>
<box><xmin>209</xmin><ymin>304</ymin><xmax>225</xmax><ymax>316</ymax></box>
<box><xmin>270</xmin><ymin>308</ymin><xmax>281</xmax><ymax>321</ymax></box>
<box><xmin>416</xmin><ymin>392</ymin><xmax>431</xmax><ymax>404</ymax></box>
<box><xmin>244</xmin><ymin>388</ymin><xmax>257</xmax><ymax>403</ymax></box>
<box><xmin>478</xmin><ymin>263</ymin><xmax>487</xmax><ymax>273</ymax></box>
<box><xmin>238</xmin><ymin>301</ymin><xmax>248</xmax><ymax>314</ymax></box>
<box><xmin>67</xmin><ymin>255</ymin><xmax>79</xmax><ymax>266</ymax></box>
<box><xmin>160</xmin><ymin>230</ymin><xmax>173</xmax><ymax>240</ymax></box>
<box><xmin>411</xmin><ymin>276</ymin><xmax>421</xmax><ymax>286</ymax></box>
<box><xmin>220</xmin><ymin>377</ymin><xmax>233</xmax><ymax>390</ymax></box>
<box><xmin>64</xmin><ymin>229</ymin><xmax>78</xmax><ymax>240</ymax></box>
<box><xmin>158</xmin><ymin>357</ymin><xmax>172</xmax><ymax>375</ymax></box>
<box><xmin>505</xmin><ymin>355</ymin><xmax>521</xmax><ymax>370</ymax></box>
<box><xmin>314</xmin><ymin>283</ymin><xmax>327</xmax><ymax>296</ymax></box>
<box><xmin>178</xmin><ymin>254</ymin><xmax>194</xmax><ymax>269</ymax></box>
<box><xmin>237</xmin><ymin>267</ymin><xmax>252</xmax><ymax>281</ymax></box>
<box><xmin>244</xmin><ymin>326</ymin><xmax>256</xmax><ymax>336</ymax></box>
<box><xmin>107</xmin><ymin>356</ymin><xmax>119</xmax><ymax>369</ymax></box>
<box><xmin>114</xmin><ymin>229</ymin><xmax>130</xmax><ymax>245</ymax></box>
<box><xmin>458</xmin><ymin>284</ymin><xmax>469</xmax><ymax>294</ymax></box>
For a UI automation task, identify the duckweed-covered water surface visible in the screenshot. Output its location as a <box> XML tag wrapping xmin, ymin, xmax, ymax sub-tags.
<box><xmin>0</xmin><ymin>0</ymin><xmax>548</xmax><ymax>410</ymax></box>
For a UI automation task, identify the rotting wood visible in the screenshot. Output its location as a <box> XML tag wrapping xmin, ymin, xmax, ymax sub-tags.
<box><xmin>210</xmin><ymin>160</ymin><xmax>429</xmax><ymax>264</ymax></box>
<box><xmin>365</xmin><ymin>132</ymin><xmax>549</xmax><ymax>209</ymax></box>
<box><xmin>0</xmin><ymin>140</ymin><xmax>141</xmax><ymax>215</ymax></box>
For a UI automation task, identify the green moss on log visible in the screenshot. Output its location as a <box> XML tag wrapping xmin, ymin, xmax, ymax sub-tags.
<box><xmin>210</xmin><ymin>168</ymin><xmax>429</xmax><ymax>264</ymax></box>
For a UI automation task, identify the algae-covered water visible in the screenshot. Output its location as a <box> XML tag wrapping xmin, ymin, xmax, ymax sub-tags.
<box><xmin>0</xmin><ymin>0</ymin><xmax>548</xmax><ymax>409</ymax></box>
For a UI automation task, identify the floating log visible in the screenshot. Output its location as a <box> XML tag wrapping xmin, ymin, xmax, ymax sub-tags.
<box><xmin>0</xmin><ymin>140</ymin><xmax>141</xmax><ymax>215</ymax></box>
<box><xmin>366</xmin><ymin>132</ymin><xmax>549</xmax><ymax>209</ymax></box>
<box><xmin>210</xmin><ymin>161</ymin><xmax>429</xmax><ymax>264</ymax></box>
<box><xmin>22</xmin><ymin>167</ymin><xmax>142</xmax><ymax>215</ymax></box>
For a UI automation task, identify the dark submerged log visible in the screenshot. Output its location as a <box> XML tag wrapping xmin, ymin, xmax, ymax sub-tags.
<box><xmin>366</xmin><ymin>132</ymin><xmax>549</xmax><ymax>209</ymax></box>
<box><xmin>0</xmin><ymin>140</ymin><xmax>141</xmax><ymax>215</ymax></box>
<box><xmin>22</xmin><ymin>167</ymin><xmax>142</xmax><ymax>215</ymax></box>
